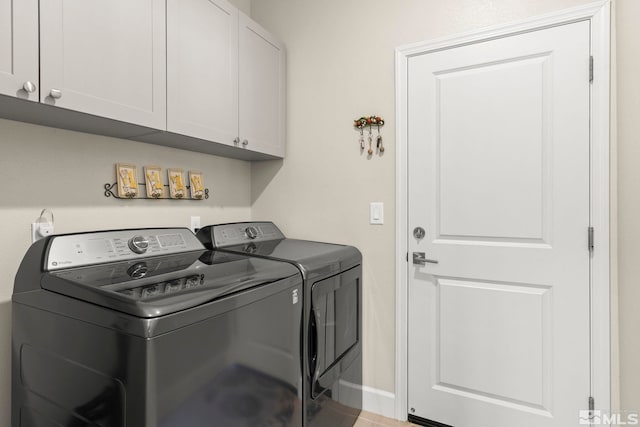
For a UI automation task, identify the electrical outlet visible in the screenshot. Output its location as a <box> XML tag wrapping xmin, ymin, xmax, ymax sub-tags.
<box><xmin>190</xmin><ymin>216</ymin><xmax>201</xmax><ymax>233</ymax></box>
<box><xmin>31</xmin><ymin>221</ymin><xmax>54</xmax><ymax>243</ymax></box>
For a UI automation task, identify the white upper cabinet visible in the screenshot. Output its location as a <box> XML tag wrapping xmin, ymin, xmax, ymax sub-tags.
<box><xmin>0</xmin><ymin>0</ymin><xmax>285</xmax><ymax>159</ymax></box>
<box><xmin>167</xmin><ymin>0</ymin><xmax>239</xmax><ymax>144</ymax></box>
<box><xmin>39</xmin><ymin>0</ymin><xmax>167</xmax><ymax>130</ymax></box>
<box><xmin>239</xmin><ymin>12</ymin><xmax>286</xmax><ymax>158</ymax></box>
<box><xmin>0</xmin><ymin>0</ymin><xmax>38</xmax><ymax>101</ymax></box>
<box><xmin>167</xmin><ymin>5</ymin><xmax>286</xmax><ymax>158</ymax></box>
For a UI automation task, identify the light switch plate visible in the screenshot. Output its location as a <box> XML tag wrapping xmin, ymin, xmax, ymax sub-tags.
<box><xmin>370</xmin><ymin>202</ymin><xmax>384</xmax><ymax>225</ymax></box>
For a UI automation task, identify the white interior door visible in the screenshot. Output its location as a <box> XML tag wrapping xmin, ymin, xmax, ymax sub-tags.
<box><xmin>407</xmin><ymin>20</ymin><xmax>591</xmax><ymax>427</ymax></box>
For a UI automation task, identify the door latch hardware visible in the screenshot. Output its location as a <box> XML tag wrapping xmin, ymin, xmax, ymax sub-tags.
<box><xmin>413</xmin><ymin>227</ymin><xmax>426</xmax><ymax>240</ymax></box>
<box><xmin>413</xmin><ymin>252</ymin><xmax>438</xmax><ymax>265</ymax></box>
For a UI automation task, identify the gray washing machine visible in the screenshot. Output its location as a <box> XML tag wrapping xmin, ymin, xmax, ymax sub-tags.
<box><xmin>196</xmin><ymin>222</ymin><xmax>362</xmax><ymax>427</ymax></box>
<box><xmin>12</xmin><ymin>228</ymin><xmax>303</xmax><ymax>427</ymax></box>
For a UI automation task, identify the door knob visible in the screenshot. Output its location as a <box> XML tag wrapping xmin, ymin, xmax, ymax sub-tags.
<box><xmin>49</xmin><ymin>89</ymin><xmax>62</xmax><ymax>99</ymax></box>
<box><xmin>413</xmin><ymin>227</ymin><xmax>426</xmax><ymax>239</ymax></box>
<box><xmin>242</xmin><ymin>139</ymin><xmax>249</xmax><ymax>146</ymax></box>
<box><xmin>413</xmin><ymin>252</ymin><xmax>438</xmax><ymax>265</ymax></box>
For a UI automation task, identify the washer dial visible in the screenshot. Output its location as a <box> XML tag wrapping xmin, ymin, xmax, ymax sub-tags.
<box><xmin>128</xmin><ymin>235</ymin><xmax>149</xmax><ymax>254</ymax></box>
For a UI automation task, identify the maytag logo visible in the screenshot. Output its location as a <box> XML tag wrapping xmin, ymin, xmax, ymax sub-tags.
<box><xmin>579</xmin><ymin>410</ymin><xmax>639</xmax><ymax>425</ymax></box>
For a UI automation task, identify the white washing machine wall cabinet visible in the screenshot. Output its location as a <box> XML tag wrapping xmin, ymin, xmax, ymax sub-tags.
<box><xmin>197</xmin><ymin>222</ymin><xmax>363</xmax><ymax>427</ymax></box>
<box><xmin>12</xmin><ymin>228</ymin><xmax>304</xmax><ymax>427</ymax></box>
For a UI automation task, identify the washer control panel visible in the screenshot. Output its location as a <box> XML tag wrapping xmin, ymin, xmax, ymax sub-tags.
<box><xmin>212</xmin><ymin>222</ymin><xmax>285</xmax><ymax>247</ymax></box>
<box><xmin>45</xmin><ymin>228</ymin><xmax>204</xmax><ymax>271</ymax></box>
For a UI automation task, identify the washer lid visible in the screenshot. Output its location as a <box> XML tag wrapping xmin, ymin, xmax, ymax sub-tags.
<box><xmin>42</xmin><ymin>250</ymin><xmax>300</xmax><ymax>318</ymax></box>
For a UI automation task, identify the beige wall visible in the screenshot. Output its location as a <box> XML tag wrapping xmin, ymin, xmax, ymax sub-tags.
<box><xmin>230</xmin><ymin>0</ymin><xmax>250</xmax><ymax>16</ymax></box>
<box><xmin>615</xmin><ymin>0</ymin><xmax>640</xmax><ymax>414</ymax></box>
<box><xmin>0</xmin><ymin>119</ymin><xmax>252</xmax><ymax>418</ymax></box>
<box><xmin>249</xmin><ymin>0</ymin><xmax>630</xmax><ymax>402</ymax></box>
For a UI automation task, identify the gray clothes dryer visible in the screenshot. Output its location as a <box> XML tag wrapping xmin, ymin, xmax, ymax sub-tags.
<box><xmin>12</xmin><ymin>228</ymin><xmax>303</xmax><ymax>427</ymax></box>
<box><xmin>196</xmin><ymin>222</ymin><xmax>363</xmax><ymax>427</ymax></box>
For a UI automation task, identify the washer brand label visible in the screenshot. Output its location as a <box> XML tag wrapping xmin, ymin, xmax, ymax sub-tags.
<box><xmin>51</xmin><ymin>260</ymin><xmax>72</xmax><ymax>266</ymax></box>
<box><xmin>292</xmin><ymin>289</ymin><xmax>299</xmax><ymax>305</ymax></box>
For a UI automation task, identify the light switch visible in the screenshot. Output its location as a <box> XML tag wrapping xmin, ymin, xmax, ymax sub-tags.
<box><xmin>370</xmin><ymin>202</ymin><xmax>384</xmax><ymax>225</ymax></box>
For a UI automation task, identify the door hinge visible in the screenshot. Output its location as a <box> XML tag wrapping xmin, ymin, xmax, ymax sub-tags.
<box><xmin>589</xmin><ymin>396</ymin><xmax>595</xmax><ymax>412</ymax></box>
<box><xmin>588</xmin><ymin>227</ymin><xmax>594</xmax><ymax>254</ymax></box>
<box><xmin>406</xmin><ymin>252</ymin><xmax>408</xmax><ymax>262</ymax></box>
<box><xmin>589</xmin><ymin>55</ymin><xmax>594</xmax><ymax>83</ymax></box>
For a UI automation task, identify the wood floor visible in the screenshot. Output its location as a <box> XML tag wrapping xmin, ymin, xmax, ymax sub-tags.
<box><xmin>354</xmin><ymin>411</ymin><xmax>421</xmax><ymax>427</ymax></box>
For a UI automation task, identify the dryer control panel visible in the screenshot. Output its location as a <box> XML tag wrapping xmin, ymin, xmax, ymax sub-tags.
<box><xmin>208</xmin><ymin>222</ymin><xmax>285</xmax><ymax>247</ymax></box>
<box><xmin>45</xmin><ymin>228</ymin><xmax>204</xmax><ymax>271</ymax></box>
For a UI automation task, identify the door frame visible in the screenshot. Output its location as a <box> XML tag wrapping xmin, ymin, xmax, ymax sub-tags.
<box><xmin>394</xmin><ymin>1</ymin><xmax>611</xmax><ymax>421</ymax></box>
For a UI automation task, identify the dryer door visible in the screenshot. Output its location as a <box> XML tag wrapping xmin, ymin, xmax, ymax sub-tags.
<box><xmin>309</xmin><ymin>266</ymin><xmax>361</xmax><ymax>398</ymax></box>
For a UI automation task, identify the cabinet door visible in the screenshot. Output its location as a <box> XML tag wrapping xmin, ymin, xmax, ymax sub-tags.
<box><xmin>0</xmin><ymin>0</ymin><xmax>38</xmax><ymax>101</ymax></box>
<box><xmin>40</xmin><ymin>0</ymin><xmax>166</xmax><ymax>130</ymax></box>
<box><xmin>239</xmin><ymin>13</ymin><xmax>286</xmax><ymax>158</ymax></box>
<box><xmin>167</xmin><ymin>0</ymin><xmax>238</xmax><ymax>145</ymax></box>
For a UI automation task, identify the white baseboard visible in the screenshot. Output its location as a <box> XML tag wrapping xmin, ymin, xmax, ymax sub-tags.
<box><xmin>338</xmin><ymin>380</ymin><xmax>398</xmax><ymax>420</ymax></box>
<box><xmin>362</xmin><ymin>385</ymin><xmax>397</xmax><ymax>420</ymax></box>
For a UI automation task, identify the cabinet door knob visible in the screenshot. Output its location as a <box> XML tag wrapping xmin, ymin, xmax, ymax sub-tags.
<box><xmin>23</xmin><ymin>81</ymin><xmax>37</xmax><ymax>93</ymax></box>
<box><xmin>242</xmin><ymin>139</ymin><xmax>249</xmax><ymax>146</ymax></box>
<box><xmin>49</xmin><ymin>89</ymin><xmax>62</xmax><ymax>99</ymax></box>
<box><xmin>233</xmin><ymin>137</ymin><xmax>240</xmax><ymax>145</ymax></box>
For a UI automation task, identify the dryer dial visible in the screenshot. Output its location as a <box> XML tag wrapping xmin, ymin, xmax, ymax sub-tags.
<box><xmin>245</xmin><ymin>226</ymin><xmax>259</xmax><ymax>240</ymax></box>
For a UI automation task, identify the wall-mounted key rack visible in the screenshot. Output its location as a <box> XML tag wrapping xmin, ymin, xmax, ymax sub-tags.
<box><xmin>353</xmin><ymin>115</ymin><xmax>385</xmax><ymax>156</ymax></box>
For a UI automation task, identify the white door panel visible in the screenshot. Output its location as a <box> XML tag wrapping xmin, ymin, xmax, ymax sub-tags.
<box><xmin>40</xmin><ymin>0</ymin><xmax>166</xmax><ymax>129</ymax></box>
<box><xmin>438</xmin><ymin>55</ymin><xmax>549</xmax><ymax>242</ymax></box>
<box><xmin>239</xmin><ymin>12</ymin><xmax>285</xmax><ymax>157</ymax></box>
<box><xmin>0</xmin><ymin>0</ymin><xmax>38</xmax><ymax>100</ymax></box>
<box><xmin>408</xmin><ymin>20</ymin><xmax>590</xmax><ymax>427</ymax></box>
<box><xmin>167</xmin><ymin>0</ymin><xmax>239</xmax><ymax>144</ymax></box>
